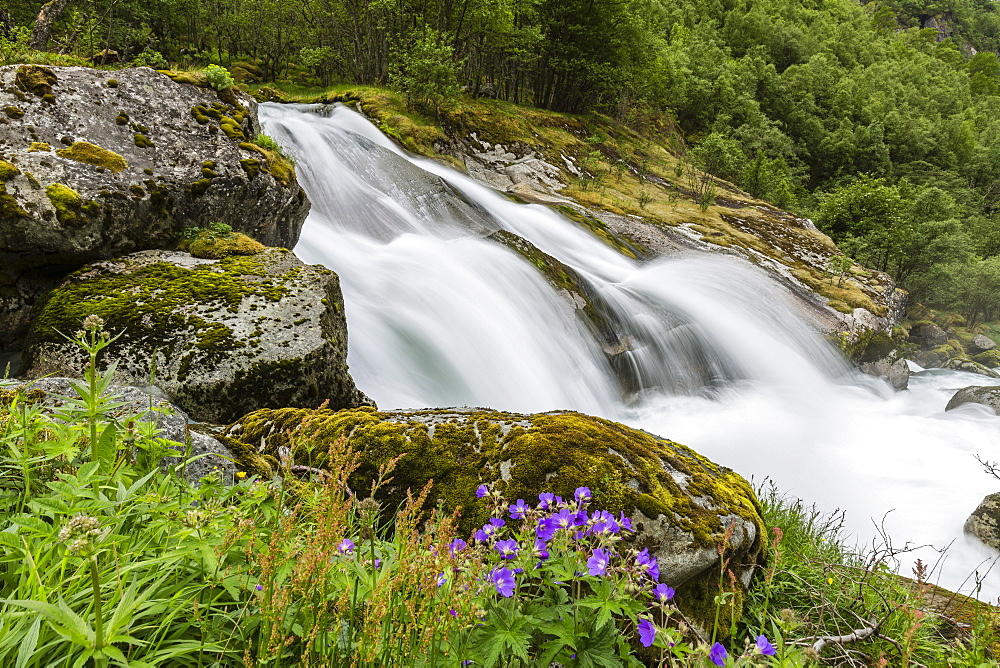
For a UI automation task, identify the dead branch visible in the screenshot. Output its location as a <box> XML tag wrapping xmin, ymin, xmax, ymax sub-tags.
<box><xmin>810</xmin><ymin>619</ymin><xmax>880</xmax><ymax>654</ymax></box>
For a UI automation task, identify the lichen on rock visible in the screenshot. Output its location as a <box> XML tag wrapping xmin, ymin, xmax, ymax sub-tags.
<box><xmin>55</xmin><ymin>141</ymin><xmax>127</xmax><ymax>173</ymax></box>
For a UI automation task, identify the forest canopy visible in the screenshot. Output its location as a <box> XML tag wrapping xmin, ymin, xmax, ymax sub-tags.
<box><xmin>5</xmin><ymin>0</ymin><xmax>1000</xmax><ymax>321</ymax></box>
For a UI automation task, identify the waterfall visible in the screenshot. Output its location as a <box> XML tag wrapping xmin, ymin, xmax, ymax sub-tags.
<box><xmin>260</xmin><ymin>103</ymin><xmax>1000</xmax><ymax>601</ymax></box>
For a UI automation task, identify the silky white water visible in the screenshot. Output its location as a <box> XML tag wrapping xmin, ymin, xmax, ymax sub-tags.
<box><xmin>261</xmin><ymin>103</ymin><xmax>1000</xmax><ymax>601</ymax></box>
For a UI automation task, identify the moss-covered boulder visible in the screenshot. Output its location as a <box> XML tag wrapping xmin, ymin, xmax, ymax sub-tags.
<box><xmin>0</xmin><ymin>65</ymin><xmax>310</xmax><ymax>350</ymax></box>
<box><xmin>220</xmin><ymin>406</ymin><xmax>766</xmax><ymax>634</ymax></box>
<box><xmin>841</xmin><ymin>330</ymin><xmax>908</xmax><ymax>390</ymax></box>
<box><xmin>973</xmin><ymin>349</ymin><xmax>1000</xmax><ymax>368</ymax></box>
<box><xmin>945</xmin><ymin>386</ymin><xmax>1000</xmax><ymax>414</ymax></box>
<box><xmin>20</xmin><ymin>248</ymin><xmax>371</xmax><ymax>422</ymax></box>
<box><xmin>942</xmin><ymin>357</ymin><xmax>1000</xmax><ymax>379</ymax></box>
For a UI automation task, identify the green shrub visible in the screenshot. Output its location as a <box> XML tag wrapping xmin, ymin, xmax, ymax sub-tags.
<box><xmin>202</xmin><ymin>64</ymin><xmax>234</xmax><ymax>91</ymax></box>
<box><xmin>130</xmin><ymin>48</ymin><xmax>169</xmax><ymax>70</ymax></box>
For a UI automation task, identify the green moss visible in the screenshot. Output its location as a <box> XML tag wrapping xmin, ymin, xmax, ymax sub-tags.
<box><xmin>240</xmin><ymin>158</ymin><xmax>261</xmax><ymax>178</ymax></box>
<box><xmin>0</xmin><ymin>184</ymin><xmax>28</xmax><ymax>218</ymax></box>
<box><xmin>129</xmin><ymin>184</ymin><xmax>145</xmax><ymax>197</ymax></box>
<box><xmin>115</xmin><ymin>111</ymin><xmax>129</xmax><ymax>126</ymax></box>
<box><xmin>239</xmin><ymin>142</ymin><xmax>296</xmax><ymax>187</ymax></box>
<box><xmin>14</xmin><ymin>65</ymin><xmax>56</xmax><ymax>100</ymax></box>
<box><xmin>0</xmin><ymin>159</ymin><xmax>20</xmax><ymax>181</ymax></box>
<box><xmin>181</xmin><ymin>231</ymin><xmax>266</xmax><ymax>259</ymax></box>
<box><xmin>33</xmin><ymin>255</ymin><xmax>290</xmax><ymax>360</ymax></box>
<box><xmin>4</xmin><ymin>106</ymin><xmax>23</xmax><ymax>119</ymax></box>
<box><xmin>160</xmin><ymin>70</ymin><xmax>207</xmax><ymax>87</ymax></box>
<box><xmin>106</xmin><ymin>79</ymin><xmax>118</xmax><ymax>88</ymax></box>
<box><xmin>219</xmin><ymin>116</ymin><xmax>246</xmax><ymax>141</ymax></box>
<box><xmin>556</xmin><ymin>205</ymin><xmax>646</xmax><ymax>258</ymax></box>
<box><xmin>190</xmin><ymin>179</ymin><xmax>211</xmax><ymax>196</ymax></box>
<box><xmin>27</xmin><ymin>142</ymin><xmax>50</xmax><ymax>153</ymax></box>
<box><xmin>134</xmin><ymin>134</ymin><xmax>153</xmax><ymax>148</ymax></box>
<box><xmin>55</xmin><ymin>142</ymin><xmax>127</xmax><ymax>173</ymax></box>
<box><xmin>45</xmin><ymin>183</ymin><xmax>89</xmax><ymax>227</ymax></box>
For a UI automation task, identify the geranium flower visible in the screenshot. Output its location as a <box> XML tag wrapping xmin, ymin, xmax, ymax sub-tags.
<box><xmin>574</xmin><ymin>486</ymin><xmax>592</xmax><ymax>503</ymax></box>
<box><xmin>338</xmin><ymin>539</ymin><xmax>355</xmax><ymax>553</ymax></box>
<box><xmin>638</xmin><ymin>618</ymin><xmax>656</xmax><ymax>648</ymax></box>
<box><xmin>495</xmin><ymin>539</ymin><xmax>518</xmax><ymax>559</ymax></box>
<box><xmin>709</xmin><ymin>642</ymin><xmax>727</xmax><ymax>666</ymax></box>
<box><xmin>653</xmin><ymin>583</ymin><xmax>674</xmax><ymax>602</ymax></box>
<box><xmin>509</xmin><ymin>499</ymin><xmax>530</xmax><ymax>519</ymax></box>
<box><xmin>490</xmin><ymin>567</ymin><xmax>515</xmax><ymax>597</ymax></box>
<box><xmin>538</xmin><ymin>492</ymin><xmax>555</xmax><ymax>510</ymax></box>
<box><xmin>755</xmin><ymin>635</ymin><xmax>776</xmax><ymax>656</ymax></box>
<box><xmin>587</xmin><ymin>547</ymin><xmax>610</xmax><ymax>576</ymax></box>
<box><xmin>476</xmin><ymin>484</ymin><xmax>489</xmax><ymax>498</ymax></box>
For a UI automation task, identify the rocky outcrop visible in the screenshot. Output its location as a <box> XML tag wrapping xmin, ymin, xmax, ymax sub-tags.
<box><xmin>942</xmin><ymin>358</ymin><xmax>1000</xmax><ymax>379</ymax></box>
<box><xmin>945</xmin><ymin>386</ymin><xmax>1000</xmax><ymax>414</ymax></box>
<box><xmin>20</xmin><ymin>247</ymin><xmax>371</xmax><ymax>423</ymax></box>
<box><xmin>966</xmin><ymin>493</ymin><xmax>1000</xmax><ymax>550</ymax></box>
<box><xmin>0</xmin><ymin>377</ymin><xmax>232</xmax><ymax>484</ymax></box>
<box><xmin>219</xmin><ymin>406</ymin><xmax>765</xmax><ymax>635</ymax></box>
<box><xmin>0</xmin><ymin>65</ymin><xmax>310</xmax><ymax>349</ymax></box>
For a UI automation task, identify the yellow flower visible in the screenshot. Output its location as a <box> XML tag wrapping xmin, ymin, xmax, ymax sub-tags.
<box><xmin>236</xmin><ymin>471</ymin><xmax>247</xmax><ymax>479</ymax></box>
<box><xmin>827</xmin><ymin>577</ymin><xmax>833</xmax><ymax>585</ymax></box>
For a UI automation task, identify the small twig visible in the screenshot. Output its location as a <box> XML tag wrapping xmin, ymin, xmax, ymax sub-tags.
<box><xmin>810</xmin><ymin>620</ymin><xmax>880</xmax><ymax>653</ymax></box>
<box><xmin>289</xmin><ymin>464</ymin><xmax>332</xmax><ymax>480</ymax></box>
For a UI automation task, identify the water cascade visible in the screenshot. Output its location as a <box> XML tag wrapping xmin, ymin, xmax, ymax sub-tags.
<box><xmin>261</xmin><ymin>103</ymin><xmax>1000</xmax><ymax>600</ymax></box>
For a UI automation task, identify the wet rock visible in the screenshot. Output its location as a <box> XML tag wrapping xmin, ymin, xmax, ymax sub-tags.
<box><xmin>945</xmin><ymin>386</ymin><xmax>1000</xmax><ymax>414</ymax></box>
<box><xmin>966</xmin><ymin>493</ymin><xmax>1000</xmax><ymax>550</ymax></box>
<box><xmin>220</xmin><ymin>406</ymin><xmax>764</xmax><ymax>637</ymax></box>
<box><xmin>942</xmin><ymin>358</ymin><xmax>1000</xmax><ymax>379</ymax></box>
<box><xmin>847</xmin><ymin>330</ymin><xmax>909</xmax><ymax>390</ymax></box>
<box><xmin>20</xmin><ymin>247</ymin><xmax>371</xmax><ymax>423</ymax></box>
<box><xmin>0</xmin><ymin>65</ymin><xmax>310</xmax><ymax>348</ymax></box>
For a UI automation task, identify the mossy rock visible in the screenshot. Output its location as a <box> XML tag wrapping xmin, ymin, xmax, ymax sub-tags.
<box><xmin>221</xmin><ymin>406</ymin><xmax>765</xmax><ymax>637</ymax></box>
<box><xmin>55</xmin><ymin>141</ymin><xmax>127</xmax><ymax>173</ymax></box>
<box><xmin>14</xmin><ymin>65</ymin><xmax>56</xmax><ymax>100</ymax></box>
<box><xmin>180</xmin><ymin>230</ymin><xmax>266</xmax><ymax>259</ymax></box>
<box><xmin>972</xmin><ymin>349</ymin><xmax>1000</xmax><ymax>368</ymax></box>
<box><xmin>22</xmin><ymin>248</ymin><xmax>371</xmax><ymax>423</ymax></box>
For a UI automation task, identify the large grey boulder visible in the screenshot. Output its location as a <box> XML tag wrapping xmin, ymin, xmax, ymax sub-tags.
<box><xmin>908</xmin><ymin>322</ymin><xmax>949</xmax><ymax>348</ymax></box>
<box><xmin>0</xmin><ymin>65</ymin><xmax>309</xmax><ymax>348</ymax></box>
<box><xmin>966</xmin><ymin>493</ymin><xmax>1000</xmax><ymax>550</ymax></box>
<box><xmin>20</xmin><ymin>247</ymin><xmax>371</xmax><ymax>423</ymax></box>
<box><xmin>942</xmin><ymin>357</ymin><xmax>1000</xmax><ymax>379</ymax></box>
<box><xmin>971</xmin><ymin>334</ymin><xmax>997</xmax><ymax>354</ymax></box>
<box><xmin>0</xmin><ymin>377</ymin><xmax>233</xmax><ymax>484</ymax></box>
<box><xmin>220</xmin><ymin>406</ymin><xmax>764</xmax><ymax>637</ymax></box>
<box><xmin>945</xmin><ymin>386</ymin><xmax>1000</xmax><ymax>414</ymax></box>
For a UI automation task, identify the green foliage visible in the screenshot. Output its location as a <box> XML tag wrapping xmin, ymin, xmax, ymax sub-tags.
<box><xmin>389</xmin><ymin>27</ymin><xmax>461</xmax><ymax>116</ymax></box>
<box><xmin>202</xmin><ymin>64</ymin><xmax>234</xmax><ymax>91</ymax></box>
<box><xmin>129</xmin><ymin>48</ymin><xmax>168</xmax><ymax>70</ymax></box>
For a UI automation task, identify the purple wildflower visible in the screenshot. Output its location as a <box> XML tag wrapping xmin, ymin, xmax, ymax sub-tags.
<box><xmin>553</xmin><ymin>508</ymin><xmax>576</xmax><ymax>530</ymax></box>
<box><xmin>475</xmin><ymin>517</ymin><xmax>506</xmax><ymax>542</ymax></box>
<box><xmin>476</xmin><ymin>484</ymin><xmax>489</xmax><ymax>498</ymax></box>
<box><xmin>338</xmin><ymin>538</ymin><xmax>355</xmax><ymax>554</ymax></box>
<box><xmin>755</xmin><ymin>635</ymin><xmax>776</xmax><ymax>656</ymax></box>
<box><xmin>495</xmin><ymin>539</ymin><xmax>518</xmax><ymax>559</ymax></box>
<box><xmin>709</xmin><ymin>642</ymin><xmax>727</xmax><ymax>666</ymax></box>
<box><xmin>490</xmin><ymin>567</ymin><xmax>516</xmax><ymax>597</ymax></box>
<box><xmin>636</xmin><ymin>548</ymin><xmax>660</xmax><ymax>581</ymax></box>
<box><xmin>449</xmin><ymin>538</ymin><xmax>467</xmax><ymax>555</ymax></box>
<box><xmin>533</xmin><ymin>538</ymin><xmax>550</xmax><ymax>560</ymax></box>
<box><xmin>574</xmin><ymin>486</ymin><xmax>592</xmax><ymax>503</ymax></box>
<box><xmin>509</xmin><ymin>499</ymin><xmax>530</xmax><ymax>519</ymax></box>
<box><xmin>587</xmin><ymin>547</ymin><xmax>610</xmax><ymax>576</ymax></box>
<box><xmin>254</xmin><ymin>584</ymin><xmax>263</xmax><ymax>591</ymax></box>
<box><xmin>536</xmin><ymin>517</ymin><xmax>556</xmax><ymax>541</ymax></box>
<box><xmin>436</xmin><ymin>572</ymin><xmax>446</xmax><ymax>587</ymax></box>
<box><xmin>638</xmin><ymin>618</ymin><xmax>656</xmax><ymax>648</ymax></box>
<box><xmin>618</xmin><ymin>512</ymin><xmax>633</xmax><ymax>531</ymax></box>
<box><xmin>653</xmin><ymin>583</ymin><xmax>675</xmax><ymax>602</ymax></box>
<box><xmin>538</xmin><ymin>492</ymin><xmax>555</xmax><ymax>510</ymax></box>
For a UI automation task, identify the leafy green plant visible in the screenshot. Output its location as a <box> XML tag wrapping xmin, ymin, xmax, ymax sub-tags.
<box><xmin>202</xmin><ymin>64</ymin><xmax>235</xmax><ymax>91</ymax></box>
<box><xmin>130</xmin><ymin>48</ymin><xmax>169</xmax><ymax>70</ymax></box>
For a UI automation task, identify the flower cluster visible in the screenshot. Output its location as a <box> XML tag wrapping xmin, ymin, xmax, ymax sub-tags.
<box><xmin>58</xmin><ymin>514</ymin><xmax>101</xmax><ymax>556</ymax></box>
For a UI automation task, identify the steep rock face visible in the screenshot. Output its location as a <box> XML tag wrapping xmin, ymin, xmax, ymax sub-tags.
<box><xmin>0</xmin><ymin>377</ymin><xmax>233</xmax><ymax>484</ymax></box>
<box><xmin>20</xmin><ymin>248</ymin><xmax>371</xmax><ymax>423</ymax></box>
<box><xmin>945</xmin><ymin>386</ymin><xmax>1000</xmax><ymax>414</ymax></box>
<box><xmin>219</xmin><ymin>406</ymin><xmax>765</xmax><ymax>634</ymax></box>
<box><xmin>0</xmin><ymin>65</ymin><xmax>310</xmax><ymax>349</ymax></box>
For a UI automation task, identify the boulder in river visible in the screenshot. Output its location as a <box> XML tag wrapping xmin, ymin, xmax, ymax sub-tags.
<box><xmin>945</xmin><ymin>386</ymin><xmax>1000</xmax><ymax>414</ymax></box>
<box><xmin>0</xmin><ymin>65</ymin><xmax>310</xmax><ymax>348</ymax></box>
<box><xmin>970</xmin><ymin>334</ymin><xmax>997</xmax><ymax>354</ymax></box>
<box><xmin>219</xmin><ymin>406</ymin><xmax>765</xmax><ymax>637</ymax></box>
<box><xmin>966</xmin><ymin>493</ymin><xmax>1000</xmax><ymax>550</ymax></box>
<box><xmin>942</xmin><ymin>357</ymin><xmax>1000</xmax><ymax>379</ymax></box>
<box><xmin>20</xmin><ymin>247</ymin><xmax>371</xmax><ymax>423</ymax></box>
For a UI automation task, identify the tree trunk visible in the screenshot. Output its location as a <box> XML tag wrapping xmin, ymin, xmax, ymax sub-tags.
<box><xmin>0</xmin><ymin>8</ymin><xmax>13</xmax><ymax>40</ymax></box>
<box><xmin>29</xmin><ymin>0</ymin><xmax>74</xmax><ymax>51</ymax></box>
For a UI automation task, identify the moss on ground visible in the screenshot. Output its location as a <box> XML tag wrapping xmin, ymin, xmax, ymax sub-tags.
<box><xmin>180</xmin><ymin>230</ymin><xmax>266</xmax><ymax>259</ymax></box>
<box><xmin>14</xmin><ymin>65</ymin><xmax>57</xmax><ymax>100</ymax></box>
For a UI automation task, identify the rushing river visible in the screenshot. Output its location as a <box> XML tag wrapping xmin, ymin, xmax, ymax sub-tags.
<box><xmin>260</xmin><ymin>103</ymin><xmax>1000</xmax><ymax>601</ymax></box>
